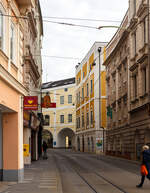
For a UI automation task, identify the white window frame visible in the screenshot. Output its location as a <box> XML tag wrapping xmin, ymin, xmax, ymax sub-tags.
<box><xmin>10</xmin><ymin>23</ymin><xmax>16</xmax><ymax>63</ymax></box>
<box><xmin>60</xmin><ymin>115</ymin><xmax>64</xmax><ymax>123</ymax></box>
<box><xmin>0</xmin><ymin>9</ymin><xmax>4</xmax><ymax>50</ymax></box>
<box><xmin>60</xmin><ymin>96</ymin><xmax>64</xmax><ymax>104</ymax></box>
<box><xmin>68</xmin><ymin>95</ymin><xmax>72</xmax><ymax>104</ymax></box>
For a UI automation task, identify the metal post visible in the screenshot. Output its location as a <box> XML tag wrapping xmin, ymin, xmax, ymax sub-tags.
<box><xmin>98</xmin><ymin>47</ymin><xmax>103</xmax><ymax>152</ymax></box>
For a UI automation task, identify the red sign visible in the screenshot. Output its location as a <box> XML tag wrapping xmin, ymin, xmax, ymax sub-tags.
<box><xmin>42</xmin><ymin>94</ymin><xmax>56</xmax><ymax>108</ymax></box>
<box><xmin>24</xmin><ymin>96</ymin><xmax>38</xmax><ymax>110</ymax></box>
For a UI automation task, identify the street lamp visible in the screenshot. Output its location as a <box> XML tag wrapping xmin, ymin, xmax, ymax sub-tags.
<box><xmin>97</xmin><ymin>47</ymin><xmax>105</xmax><ymax>153</ymax></box>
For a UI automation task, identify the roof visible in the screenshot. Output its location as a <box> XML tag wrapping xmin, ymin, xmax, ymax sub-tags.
<box><xmin>42</xmin><ymin>77</ymin><xmax>75</xmax><ymax>89</ymax></box>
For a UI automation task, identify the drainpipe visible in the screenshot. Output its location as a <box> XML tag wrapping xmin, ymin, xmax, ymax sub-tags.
<box><xmin>148</xmin><ymin>0</ymin><xmax>150</xmax><ymax>105</ymax></box>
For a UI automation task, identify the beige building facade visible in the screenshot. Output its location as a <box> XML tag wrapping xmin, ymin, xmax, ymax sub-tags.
<box><xmin>42</xmin><ymin>78</ymin><xmax>76</xmax><ymax>148</ymax></box>
<box><xmin>104</xmin><ymin>0</ymin><xmax>150</xmax><ymax>160</ymax></box>
<box><xmin>0</xmin><ymin>0</ymin><xmax>43</xmax><ymax>181</ymax></box>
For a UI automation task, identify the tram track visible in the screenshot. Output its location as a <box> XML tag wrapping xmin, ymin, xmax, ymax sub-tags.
<box><xmin>52</xmin><ymin>150</ymin><xmax>130</xmax><ymax>193</ymax></box>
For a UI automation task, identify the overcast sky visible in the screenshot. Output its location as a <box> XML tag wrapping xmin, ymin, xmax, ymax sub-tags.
<box><xmin>39</xmin><ymin>0</ymin><xmax>128</xmax><ymax>83</ymax></box>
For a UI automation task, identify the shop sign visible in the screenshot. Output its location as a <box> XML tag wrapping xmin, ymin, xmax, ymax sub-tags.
<box><xmin>96</xmin><ymin>138</ymin><xmax>103</xmax><ymax>149</ymax></box>
<box><xmin>42</xmin><ymin>93</ymin><xmax>56</xmax><ymax>108</ymax></box>
<box><xmin>24</xmin><ymin>96</ymin><xmax>38</xmax><ymax>110</ymax></box>
<box><xmin>23</xmin><ymin>144</ymin><xmax>29</xmax><ymax>157</ymax></box>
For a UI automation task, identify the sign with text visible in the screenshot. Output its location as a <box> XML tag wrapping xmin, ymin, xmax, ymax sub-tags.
<box><xmin>23</xmin><ymin>144</ymin><xmax>29</xmax><ymax>157</ymax></box>
<box><xmin>24</xmin><ymin>96</ymin><xmax>38</xmax><ymax>110</ymax></box>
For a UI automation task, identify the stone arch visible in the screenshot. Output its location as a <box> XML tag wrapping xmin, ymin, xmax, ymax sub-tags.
<box><xmin>57</xmin><ymin>128</ymin><xmax>75</xmax><ymax>148</ymax></box>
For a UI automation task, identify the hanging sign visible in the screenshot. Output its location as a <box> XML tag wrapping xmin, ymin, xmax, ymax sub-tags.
<box><xmin>24</xmin><ymin>96</ymin><xmax>38</xmax><ymax>110</ymax></box>
<box><xmin>42</xmin><ymin>93</ymin><xmax>56</xmax><ymax>108</ymax></box>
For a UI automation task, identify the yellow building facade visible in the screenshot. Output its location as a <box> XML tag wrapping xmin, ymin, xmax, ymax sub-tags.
<box><xmin>75</xmin><ymin>42</ymin><xmax>107</xmax><ymax>153</ymax></box>
<box><xmin>42</xmin><ymin>78</ymin><xmax>76</xmax><ymax>148</ymax></box>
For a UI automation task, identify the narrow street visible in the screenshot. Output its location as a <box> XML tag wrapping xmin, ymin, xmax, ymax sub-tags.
<box><xmin>1</xmin><ymin>149</ymin><xmax>150</xmax><ymax>193</ymax></box>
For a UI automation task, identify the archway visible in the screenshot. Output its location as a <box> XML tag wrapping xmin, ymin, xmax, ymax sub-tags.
<box><xmin>42</xmin><ymin>129</ymin><xmax>53</xmax><ymax>148</ymax></box>
<box><xmin>58</xmin><ymin>128</ymin><xmax>75</xmax><ymax>148</ymax></box>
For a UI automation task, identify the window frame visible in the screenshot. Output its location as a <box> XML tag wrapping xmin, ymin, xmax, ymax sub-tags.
<box><xmin>60</xmin><ymin>96</ymin><xmax>64</xmax><ymax>104</ymax></box>
<box><xmin>68</xmin><ymin>114</ymin><xmax>72</xmax><ymax>123</ymax></box>
<box><xmin>0</xmin><ymin>9</ymin><xmax>4</xmax><ymax>50</ymax></box>
<box><xmin>60</xmin><ymin>115</ymin><xmax>64</xmax><ymax>123</ymax></box>
<box><xmin>68</xmin><ymin>95</ymin><xmax>72</xmax><ymax>104</ymax></box>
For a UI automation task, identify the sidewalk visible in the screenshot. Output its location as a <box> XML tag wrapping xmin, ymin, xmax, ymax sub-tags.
<box><xmin>0</xmin><ymin>149</ymin><xmax>62</xmax><ymax>193</ymax></box>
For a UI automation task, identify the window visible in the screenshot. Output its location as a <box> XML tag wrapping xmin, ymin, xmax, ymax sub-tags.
<box><xmin>83</xmin><ymin>71</ymin><xmax>85</xmax><ymax>79</ymax></box>
<box><xmin>82</xmin><ymin>114</ymin><xmax>84</xmax><ymax>128</ymax></box>
<box><xmin>79</xmin><ymin>92</ymin><xmax>80</xmax><ymax>103</ymax></box>
<box><xmin>68</xmin><ymin>95</ymin><xmax>72</xmax><ymax>104</ymax></box>
<box><xmin>90</xmin><ymin>111</ymin><xmax>93</xmax><ymax>125</ymax></box>
<box><xmin>91</xmin><ymin>79</ymin><xmax>93</xmax><ymax>94</ymax></box>
<box><xmin>78</xmin><ymin>117</ymin><xmax>80</xmax><ymax>128</ymax></box>
<box><xmin>87</xmin><ymin>112</ymin><xmax>89</xmax><ymax>126</ymax></box>
<box><xmin>133</xmin><ymin>74</ymin><xmax>137</xmax><ymax>98</ymax></box>
<box><xmin>82</xmin><ymin>87</ymin><xmax>84</xmax><ymax>100</ymax></box>
<box><xmin>87</xmin><ymin>83</ymin><xmax>89</xmax><ymax>97</ymax></box>
<box><xmin>60</xmin><ymin>115</ymin><xmax>64</xmax><ymax>123</ymax></box>
<box><xmin>133</xmin><ymin>0</ymin><xmax>136</xmax><ymax>15</ymax></box>
<box><xmin>133</xmin><ymin>32</ymin><xmax>136</xmax><ymax>56</ymax></box>
<box><xmin>10</xmin><ymin>24</ymin><xmax>15</xmax><ymax>61</ymax></box>
<box><xmin>0</xmin><ymin>10</ymin><xmax>3</xmax><ymax>50</ymax></box>
<box><xmin>60</xmin><ymin>96</ymin><xmax>64</xmax><ymax>104</ymax></box>
<box><xmin>68</xmin><ymin>114</ymin><xmax>72</xmax><ymax>123</ymax></box>
<box><xmin>143</xmin><ymin>68</ymin><xmax>147</xmax><ymax>94</ymax></box>
<box><xmin>143</xmin><ymin>18</ymin><xmax>146</xmax><ymax>44</ymax></box>
<box><xmin>64</xmin><ymin>88</ymin><xmax>68</xmax><ymax>92</ymax></box>
<box><xmin>44</xmin><ymin>115</ymin><xmax>50</xmax><ymax>126</ymax></box>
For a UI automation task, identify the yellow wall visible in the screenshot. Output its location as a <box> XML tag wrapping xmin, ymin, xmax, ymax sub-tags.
<box><xmin>42</xmin><ymin>85</ymin><xmax>76</xmax><ymax>136</ymax></box>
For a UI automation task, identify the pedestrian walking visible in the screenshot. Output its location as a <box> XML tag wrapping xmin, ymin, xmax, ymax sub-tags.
<box><xmin>136</xmin><ymin>145</ymin><xmax>150</xmax><ymax>188</ymax></box>
<box><xmin>42</xmin><ymin>141</ymin><xmax>48</xmax><ymax>160</ymax></box>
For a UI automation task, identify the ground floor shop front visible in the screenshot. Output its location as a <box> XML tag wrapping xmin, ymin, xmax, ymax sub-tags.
<box><xmin>0</xmin><ymin>77</ymin><xmax>25</xmax><ymax>181</ymax></box>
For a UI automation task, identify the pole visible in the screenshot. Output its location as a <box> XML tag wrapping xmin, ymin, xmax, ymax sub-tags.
<box><xmin>98</xmin><ymin>47</ymin><xmax>104</xmax><ymax>152</ymax></box>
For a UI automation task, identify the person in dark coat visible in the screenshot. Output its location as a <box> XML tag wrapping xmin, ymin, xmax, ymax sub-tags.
<box><xmin>42</xmin><ymin>141</ymin><xmax>48</xmax><ymax>159</ymax></box>
<box><xmin>136</xmin><ymin>145</ymin><xmax>150</xmax><ymax>188</ymax></box>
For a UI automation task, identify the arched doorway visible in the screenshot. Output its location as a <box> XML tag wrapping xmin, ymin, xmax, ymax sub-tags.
<box><xmin>42</xmin><ymin>129</ymin><xmax>53</xmax><ymax>148</ymax></box>
<box><xmin>58</xmin><ymin>128</ymin><xmax>75</xmax><ymax>148</ymax></box>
